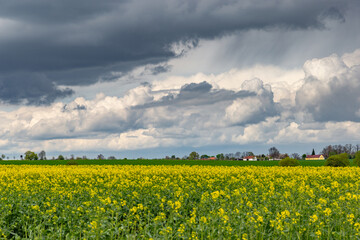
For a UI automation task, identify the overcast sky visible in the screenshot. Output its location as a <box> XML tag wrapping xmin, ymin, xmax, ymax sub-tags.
<box><xmin>1</xmin><ymin>0</ymin><xmax>360</xmax><ymax>158</ymax></box>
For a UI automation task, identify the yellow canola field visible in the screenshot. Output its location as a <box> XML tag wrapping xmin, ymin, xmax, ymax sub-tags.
<box><xmin>0</xmin><ymin>165</ymin><xmax>360</xmax><ymax>239</ymax></box>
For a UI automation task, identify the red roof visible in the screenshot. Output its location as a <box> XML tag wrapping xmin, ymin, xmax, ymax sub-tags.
<box><xmin>306</xmin><ymin>155</ymin><xmax>323</xmax><ymax>158</ymax></box>
<box><xmin>243</xmin><ymin>156</ymin><xmax>255</xmax><ymax>159</ymax></box>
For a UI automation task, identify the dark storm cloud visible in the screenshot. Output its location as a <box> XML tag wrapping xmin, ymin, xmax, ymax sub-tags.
<box><xmin>147</xmin><ymin>64</ymin><xmax>172</xmax><ymax>76</ymax></box>
<box><xmin>181</xmin><ymin>81</ymin><xmax>212</xmax><ymax>93</ymax></box>
<box><xmin>0</xmin><ymin>73</ymin><xmax>73</xmax><ymax>105</ymax></box>
<box><xmin>0</xmin><ymin>0</ymin><xmax>354</xmax><ymax>104</ymax></box>
<box><xmin>319</xmin><ymin>7</ymin><xmax>346</xmax><ymax>23</ymax></box>
<box><xmin>136</xmin><ymin>81</ymin><xmax>256</xmax><ymax>109</ymax></box>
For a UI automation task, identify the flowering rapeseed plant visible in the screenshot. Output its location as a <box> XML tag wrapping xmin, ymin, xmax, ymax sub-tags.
<box><xmin>0</xmin><ymin>165</ymin><xmax>359</xmax><ymax>239</ymax></box>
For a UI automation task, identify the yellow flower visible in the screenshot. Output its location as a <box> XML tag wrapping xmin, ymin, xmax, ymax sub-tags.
<box><xmin>31</xmin><ymin>205</ymin><xmax>40</xmax><ymax>211</ymax></box>
<box><xmin>242</xmin><ymin>233</ymin><xmax>248</xmax><ymax>240</ymax></box>
<box><xmin>211</xmin><ymin>191</ymin><xmax>220</xmax><ymax>199</ymax></box>
<box><xmin>90</xmin><ymin>221</ymin><xmax>98</xmax><ymax>229</ymax></box>
<box><xmin>177</xmin><ymin>224</ymin><xmax>185</xmax><ymax>234</ymax></box>
<box><xmin>310</xmin><ymin>214</ymin><xmax>318</xmax><ymax>223</ymax></box>
<box><xmin>323</xmin><ymin>208</ymin><xmax>331</xmax><ymax>216</ymax></box>
<box><xmin>174</xmin><ymin>201</ymin><xmax>181</xmax><ymax>210</ymax></box>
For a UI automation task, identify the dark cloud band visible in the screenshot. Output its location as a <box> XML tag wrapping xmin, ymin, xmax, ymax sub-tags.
<box><xmin>0</xmin><ymin>0</ymin><xmax>354</xmax><ymax>104</ymax></box>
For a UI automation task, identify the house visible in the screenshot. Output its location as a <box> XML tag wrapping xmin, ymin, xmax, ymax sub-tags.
<box><xmin>243</xmin><ymin>156</ymin><xmax>257</xmax><ymax>161</ymax></box>
<box><xmin>305</xmin><ymin>154</ymin><xmax>325</xmax><ymax>160</ymax></box>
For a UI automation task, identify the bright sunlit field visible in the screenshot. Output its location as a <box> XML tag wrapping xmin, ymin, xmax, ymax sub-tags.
<box><xmin>0</xmin><ymin>165</ymin><xmax>359</xmax><ymax>239</ymax></box>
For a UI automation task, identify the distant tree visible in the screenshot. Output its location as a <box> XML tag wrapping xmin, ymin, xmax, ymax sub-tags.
<box><xmin>291</xmin><ymin>153</ymin><xmax>301</xmax><ymax>160</ymax></box>
<box><xmin>241</xmin><ymin>152</ymin><xmax>254</xmax><ymax>157</ymax></box>
<box><xmin>1</xmin><ymin>154</ymin><xmax>5</xmax><ymax>160</ymax></box>
<box><xmin>312</xmin><ymin>149</ymin><xmax>315</xmax><ymax>155</ymax></box>
<box><xmin>321</xmin><ymin>145</ymin><xmax>332</xmax><ymax>158</ymax></box>
<box><xmin>20</xmin><ymin>155</ymin><xmax>23</xmax><ymax>160</ymax></box>
<box><xmin>321</xmin><ymin>144</ymin><xmax>352</xmax><ymax>157</ymax></box>
<box><xmin>70</xmin><ymin>154</ymin><xmax>75</xmax><ymax>160</ymax></box>
<box><xmin>200</xmin><ymin>154</ymin><xmax>209</xmax><ymax>159</ymax></box>
<box><xmin>57</xmin><ymin>155</ymin><xmax>65</xmax><ymax>160</ymax></box>
<box><xmin>269</xmin><ymin>147</ymin><xmax>280</xmax><ymax>159</ymax></box>
<box><xmin>171</xmin><ymin>155</ymin><xmax>176</xmax><ymax>159</ymax></box>
<box><xmin>356</xmin><ymin>144</ymin><xmax>360</xmax><ymax>152</ymax></box>
<box><xmin>24</xmin><ymin>151</ymin><xmax>38</xmax><ymax>160</ymax></box>
<box><xmin>334</xmin><ymin>144</ymin><xmax>346</xmax><ymax>154</ymax></box>
<box><xmin>235</xmin><ymin>152</ymin><xmax>241</xmax><ymax>158</ymax></box>
<box><xmin>279</xmin><ymin>153</ymin><xmax>289</xmax><ymax>159</ymax></box>
<box><xmin>216</xmin><ymin>153</ymin><xmax>224</xmax><ymax>160</ymax></box>
<box><xmin>189</xmin><ymin>151</ymin><xmax>199</xmax><ymax>160</ymax></box>
<box><xmin>345</xmin><ymin>144</ymin><xmax>353</xmax><ymax>155</ymax></box>
<box><xmin>108</xmin><ymin>156</ymin><xmax>116</xmax><ymax>160</ymax></box>
<box><xmin>38</xmin><ymin>150</ymin><xmax>46</xmax><ymax>160</ymax></box>
<box><xmin>302</xmin><ymin>154</ymin><xmax>307</xmax><ymax>160</ymax></box>
<box><xmin>97</xmin><ymin>154</ymin><xmax>105</xmax><ymax>160</ymax></box>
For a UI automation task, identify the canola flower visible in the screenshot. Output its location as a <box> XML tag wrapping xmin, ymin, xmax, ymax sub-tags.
<box><xmin>0</xmin><ymin>165</ymin><xmax>359</xmax><ymax>239</ymax></box>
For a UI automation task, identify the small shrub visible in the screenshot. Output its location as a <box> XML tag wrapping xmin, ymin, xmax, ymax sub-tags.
<box><xmin>354</xmin><ymin>151</ymin><xmax>360</xmax><ymax>167</ymax></box>
<box><xmin>66</xmin><ymin>160</ymin><xmax>78</xmax><ymax>166</ymax></box>
<box><xmin>325</xmin><ymin>153</ymin><xmax>350</xmax><ymax>167</ymax></box>
<box><xmin>279</xmin><ymin>157</ymin><xmax>299</xmax><ymax>167</ymax></box>
<box><xmin>58</xmin><ymin>155</ymin><xmax>65</xmax><ymax>160</ymax></box>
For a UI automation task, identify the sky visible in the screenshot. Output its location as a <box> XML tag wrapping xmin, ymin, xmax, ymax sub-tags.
<box><xmin>1</xmin><ymin>0</ymin><xmax>360</xmax><ymax>159</ymax></box>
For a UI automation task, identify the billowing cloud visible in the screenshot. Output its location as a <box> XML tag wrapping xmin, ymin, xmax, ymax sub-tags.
<box><xmin>0</xmin><ymin>0</ymin><xmax>355</xmax><ymax>104</ymax></box>
<box><xmin>2</xmin><ymin>49</ymin><xmax>360</xmax><ymax>155</ymax></box>
<box><xmin>225</xmin><ymin>79</ymin><xmax>278</xmax><ymax>125</ymax></box>
<box><xmin>295</xmin><ymin>50</ymin><xmax>360</xmax><ymax>122</ymax></box>
<box><xmin>0</xmin><ymin>77</ymin><xmax>281</xmax><ymax>153</ymax></box>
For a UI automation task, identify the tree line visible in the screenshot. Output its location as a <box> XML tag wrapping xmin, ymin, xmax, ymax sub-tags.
<box><xmin>320</xmin><ymin>144</ymin><xmax>360</xmax><ymax>158</ymax></box>
<box><xmin>1</xmin><ymin>143</ymin><xmax>360</xmax><ymax>161</ymax></box>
